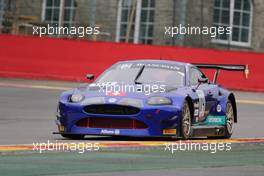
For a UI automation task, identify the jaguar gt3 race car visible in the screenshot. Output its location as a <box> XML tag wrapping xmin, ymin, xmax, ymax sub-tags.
<box><xmin>54</xmin><ymin>60</ymin><xmax>248</xmax><ymax>139</ymax></box>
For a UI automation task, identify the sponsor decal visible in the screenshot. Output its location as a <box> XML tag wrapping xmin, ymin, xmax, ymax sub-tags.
<box><xmin>196</xmin><ymin>90</ymin><xmax>206</xmax><ymax>120</ymax></box>
<box><xmin>114</xmin><ymin>129</ymin><xmax>120</xmax><ymax>135</ymax></box>
<box><xmin>194</xmin><ymin>109</ymin><xmax>199</xmax><ymax>116</ymax></box>
<box><xmin>217</xmin><ymin>104</ymin><xmax>222</xmax><ymax>112</ymax></box>
<box><xmin>136</xmin><ymin>63</ymin><xmax>181</xmax><ymax>70</ymax></box>
<box><xmin>208</xmin><ymin>118</ymin><xmax>222</xmax><ymax>123</ymax></box>
<box><xmin>194</xmin><ymin>102</ymin><xmax>199</xmax><ymax>108</ymax></box>
<box><xmin>106</xmin><ymin>91</ymin><xmax>126</xmax><ymax>96</ymax></box>
<box><xmin>108</xmin><ymin>98</ymin><xmax>117</xmax><ymax>103</ymax></box>
<box><xmin>206</xmin><ymin>115</ymin><xmax>225</xmax><ymax>125</ymax></box>
<box><xmin>118</xmin><ymin>63</ymin><xmax>133</xmax><ymax>70</ymax></box>
<box><xmin>58</xmin><ymin>125</ymin><xmax>64</xmax><ymax>132</ymax></box>
<box><xmin>101</xmin><ymin>129</ymin><xmax>120</xmax><ymax>135</ymax></box>
<box><xmin>163</xmin><ymin>129</ymin><xmax>177</xmax><ymax>135</ymax></box>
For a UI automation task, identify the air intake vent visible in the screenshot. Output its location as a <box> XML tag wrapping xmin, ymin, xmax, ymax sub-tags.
<box><xmin>76</xmin><ymin>117</ymin><xmax>147</xmax><ymax>129</ymax></box>
<box><xmin>84</xmin><ymin>104</ymin><xmax>140</xmax><ymax>115</ymax></box>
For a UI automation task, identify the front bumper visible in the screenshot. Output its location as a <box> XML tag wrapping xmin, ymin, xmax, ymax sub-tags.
<box><xmin>56</xmin><ymin>102</ymin><xmax>181</xmax><ymax>137</ymax></box>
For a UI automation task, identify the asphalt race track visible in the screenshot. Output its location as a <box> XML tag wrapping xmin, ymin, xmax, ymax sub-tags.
<box><xmin>0</xmin><ymin>78</ymin><xmax>264</xmax><ymax>144</ymax></box>
<box><xmin>0</xmin><ymin>78</ymin><xmax>264</xmax><ymax>176</ymax></box>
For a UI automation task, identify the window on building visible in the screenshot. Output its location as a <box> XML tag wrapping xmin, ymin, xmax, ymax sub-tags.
<box><xmin>119</xmin><ymin>0</ymin><xmax>136</xmax><ymax>43</ymax></box>
<box><xmin>0</xmin><ymin>0</ymin><xmax>4</xmax><ymax>28</ymax></box>
<box><xmin>212</xmin><ymin>0</ymin><xmax>252</xmax><ymax>47</ymax></box>
<box><xmin>63</xmin><ymin>0</ymin><xmax>76</xmax><ymax>28</ymax></box>
<box><xmin>42</xmin><ymin>0</ymin><xmax>76</xmax><ymax>27</ymax></box>
<box><xmin>116</xmin><ymin>0</ymin><xmax>155</xmax><ymax>44</ymax></box>
<box><xmin>139</xmin><ymin>0</ymin><xmax>155</xmax><ymax>44</ymax></box>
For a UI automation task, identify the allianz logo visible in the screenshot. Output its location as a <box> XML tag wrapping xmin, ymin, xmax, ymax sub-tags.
<box><xmin>101</xmin><ymin>129</ymin><xmax>120</xmax><ymax>135</ymax></box>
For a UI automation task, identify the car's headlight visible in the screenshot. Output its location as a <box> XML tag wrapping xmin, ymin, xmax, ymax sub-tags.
<box><xmin>147</xmin><ymin>97</ymin><xmax>172</xmax><ymax>105</ymax></box>
<box><xmin>70</xmin><ymin>93</ymin><xmax>84</xmax><ymax>103</ymax></box>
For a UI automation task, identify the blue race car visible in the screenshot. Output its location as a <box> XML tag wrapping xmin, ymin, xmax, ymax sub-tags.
<box><xmin>54</xmin><ymin>60</ymin><xmax>248</xmax><ymax>139</ymax></box>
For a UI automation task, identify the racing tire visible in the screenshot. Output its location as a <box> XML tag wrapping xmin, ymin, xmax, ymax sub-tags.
<box><xmin>61</xmin><ymin>134</ymin><xmax>85</xmax><ymax>139</ymax></box>
<box><xmin>223</xmin><ymin>100</ymin><xmax>235</xmax><ymax>139</ymax></box>
<box><xmin>207</xmin><ymin>100</ymin><xmax>234</xmax><ymax>139</ymax></box>
<box><xmin>181</xmin><ymin>100</ymin><xmax>192</xmax><ymax>139</ymax></box>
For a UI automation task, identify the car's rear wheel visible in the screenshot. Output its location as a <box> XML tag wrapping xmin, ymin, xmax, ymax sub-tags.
<box><xmin>224</xmin><ymin>100</ymin><xmax>234</xmax><ymax>138</ymax></box>
<box><xmin>181</xmin><ymin>101</ymin><xmax>192</xmax><ymax>139</ymax></box>
<box><xmin>61</xmin><ymin>134</ymin><xmax>85</xmax><ymax>139</ymax></box>
<box><xmin>208</xmin><ymin>100</ymin><xmax>234</xmax><ymax>139</ymax></box>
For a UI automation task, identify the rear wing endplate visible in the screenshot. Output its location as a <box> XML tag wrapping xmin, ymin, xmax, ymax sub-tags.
<box><xmin>193</xmin><ymin>63</ymin><xmax>249</xmax><ymax>83</ymax></box>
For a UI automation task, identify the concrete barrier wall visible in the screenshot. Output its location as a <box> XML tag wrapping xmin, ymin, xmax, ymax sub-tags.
<box><xmin>0</xmin><ymin>35</ymin><xmax>263</xmax><ymax>91</ymax></box>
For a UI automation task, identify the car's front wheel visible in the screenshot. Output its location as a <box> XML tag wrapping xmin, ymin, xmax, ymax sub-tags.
<box><xmin>181</xmin><ymin>101</ymin><xmax>192</xmax><ymax>139</ymax></box>
<box><xmin>61</xmin><ymin>134</ymin><xmax>85</xmax><ymax>139</ymax></box>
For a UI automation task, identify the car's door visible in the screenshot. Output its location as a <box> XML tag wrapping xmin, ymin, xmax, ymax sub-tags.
<box><xmin>189</xmin><ymin>67</ymin><xmax>219</xmax><ymax>122</ymax></box>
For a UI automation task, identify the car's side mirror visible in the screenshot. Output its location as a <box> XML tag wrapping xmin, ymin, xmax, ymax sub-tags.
<box><xmin>198</xmin><ymin>77</ymin><xmax>209</xmax><ymax>84</ymax></box>
<box><xmin>86</xmin><ymin>74</ymin><xmax>94</xmax><ymax>80</ymax></box>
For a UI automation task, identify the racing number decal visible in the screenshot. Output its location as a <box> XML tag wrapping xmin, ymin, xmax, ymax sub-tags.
<box><xmin>196</xmin><ymin>89</ymin><xmax>206</xmax><ymax>121</ymax></box>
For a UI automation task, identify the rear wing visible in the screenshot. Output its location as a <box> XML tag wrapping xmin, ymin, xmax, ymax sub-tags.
<box><xmin>193</xmin><ymin>63</ymin><xmax>249</xmax><ymax>83</ymax></box>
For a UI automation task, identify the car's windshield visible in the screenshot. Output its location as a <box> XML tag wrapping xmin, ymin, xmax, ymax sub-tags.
<box><xmin>96</xmin><ymin>63</ymin><xmax>185</xmax><ymax>87</ymax></box>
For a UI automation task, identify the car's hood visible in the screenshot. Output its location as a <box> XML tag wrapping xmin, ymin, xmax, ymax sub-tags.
<box><xmin>72</xmin><ymin>83</ymin><xmax>181</xmax><ymax>99</ymax></box>
<box><xmin>61</xmin><ymin>83</ymin><xmax>186</xmax><ymax>108</ymax></box>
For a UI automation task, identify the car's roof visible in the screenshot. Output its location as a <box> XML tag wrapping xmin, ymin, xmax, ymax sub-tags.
<box><xmin>116</xmin><ymin>59</ymin><xmax>191</xmax><ymax>67</ymax></box>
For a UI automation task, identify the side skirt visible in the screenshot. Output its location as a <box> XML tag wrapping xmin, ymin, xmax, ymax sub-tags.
<box><xmin>191</xmin><ymin>125</ymin><xmax>225</xmax><ymax>137</ymax></box>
